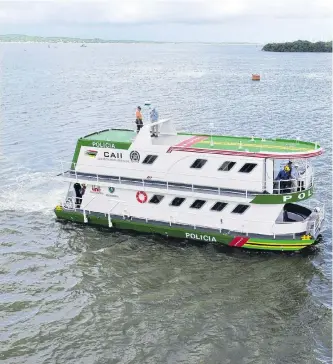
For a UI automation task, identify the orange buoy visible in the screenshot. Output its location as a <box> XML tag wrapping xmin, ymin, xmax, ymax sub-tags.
<box><xmin>252</xmin><ymin>74</ymin><xmax>260</xmax><ymax>81</ymax></box>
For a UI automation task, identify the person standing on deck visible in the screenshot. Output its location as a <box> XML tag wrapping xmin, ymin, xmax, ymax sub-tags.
<box><xmin>291</xmin><ymin>163</ymin><xmax>300</xmax><ymax>192</ymax></box>
<box><xmin>135</xmin><ymin>106</ymin><xmax>143</xmax><ymax>133</ymax></box>
<box><xmin>150</xmin><ymin>107</ymin><xmax>159</xmax><ymax>137</ymax></box>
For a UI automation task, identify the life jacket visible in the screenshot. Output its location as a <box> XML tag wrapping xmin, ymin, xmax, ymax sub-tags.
<box><xmin>136</xmin><ymin>110</ymin><xmax>142</xmax><ymax>120</ymax></box>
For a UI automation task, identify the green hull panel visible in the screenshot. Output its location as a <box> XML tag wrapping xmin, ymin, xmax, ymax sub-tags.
<box><xmin>54</xmin><ymin>208</ymin><xmax>316</xmax><ymax>252</ymax></box>
<box><xmin>251</xmin><ymin>187</ymin><xmax>314</xmax><ymax>204</ymax></box>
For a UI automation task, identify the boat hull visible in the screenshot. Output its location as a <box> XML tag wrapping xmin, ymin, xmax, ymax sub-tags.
<box><xmin>54</xmin><ymin>207</ymin><xmax>318</xmax><ymax>252</ymax></box>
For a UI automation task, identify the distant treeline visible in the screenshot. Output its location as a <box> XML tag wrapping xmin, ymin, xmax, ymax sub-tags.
<box><xmin>262</xmin><ymin>40</ymin><xmax>332</xmax><ymax>53</ymax></box>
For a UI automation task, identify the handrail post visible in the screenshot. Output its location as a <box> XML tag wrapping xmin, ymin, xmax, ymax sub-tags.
<box><xmin>83</xmin><ymin>209</ymin><xmax>88</xmax><ymax>223</ymax></box>
<box><xmin>108</xmin><ymin>213</ymin><xmax>113</xmax><ymax>227</ymax></box>
<box><xmin>74</xmin><ymin>163</ymin><xmax>77</xmax><ymax>180</ymax></box>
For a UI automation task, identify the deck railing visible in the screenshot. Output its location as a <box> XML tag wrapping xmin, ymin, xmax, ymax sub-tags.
<box><xmin>59</xmin><ymin>196</ymin><xmax>323</xmax><ymax>240</ymax></box>
<box><xmin>58</xmin><ymin>160</ymin><xmax>314</xmax><ymax>198</ymax></box>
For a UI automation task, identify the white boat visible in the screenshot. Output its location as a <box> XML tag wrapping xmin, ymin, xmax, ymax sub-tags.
<box><xmin>55</xmin><ymin>117</ymin><xmax>325</xmax><ymax>252</ymax></box>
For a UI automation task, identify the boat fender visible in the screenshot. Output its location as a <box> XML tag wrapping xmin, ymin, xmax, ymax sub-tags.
<box><xmin>136</xmin><ymin>191</ymin><xmax>148</xmax><ymax>203</ymax></box>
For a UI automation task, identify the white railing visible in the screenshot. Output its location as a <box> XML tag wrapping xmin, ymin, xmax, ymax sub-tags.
<box><xmin>59</xmin><ymin>159</ymin><xmax>267</xmax><ymax>185</ymax></box>
<box><xmin>58</xmin><ymin>160</ymin><xmax>314</xmax><ymax>198</ymax></box>
<box><xmin>59</xmin><ymin>196</ymin><xmax>318</xmax><ymax>240</ymax></box>
<box><xmin>306</xmin><ymin>203</ymin><xmax>325</xmax><ymax>238</ymax></box>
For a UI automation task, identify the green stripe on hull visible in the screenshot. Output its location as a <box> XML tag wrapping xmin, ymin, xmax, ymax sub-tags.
<box><xmin>54</xmin><ymin>208</ymin><xmax>316</xmax><ymax>252</ymax></box>
<box><xmin>251</xmin><ymin>187</ymin><xmax>314</xmax><ymax>204</ymax></box>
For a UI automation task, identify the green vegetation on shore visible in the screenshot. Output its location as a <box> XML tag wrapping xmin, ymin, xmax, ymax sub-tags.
<box><xmin>262</xmin><ymin>40</ymin><xmax>332</xmax><ymax>52</ymax></box>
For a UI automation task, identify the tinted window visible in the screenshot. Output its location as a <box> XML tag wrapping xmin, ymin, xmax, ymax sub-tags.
<box><xmin>239</xmin><ymin>163</ymin><xmax>257</xmax><ymax>173</ymax></box>
<box><xmin>219</xmin><ymin>161</ymin><xmax>236</xmax><ymax>171</ymax></box>
<box><xmin>190</xmin><ymin>200</ymin><xmax>206</xmax><ymax>209</ymax></box>
<box><xmin>149</xmin><ymin>195</ymin><xmax>164</xmax><ymax>204</ymax></box>
<box><xmin>211</xmin><ymin>202</ymin><xmax>228</xmax><ymax>211</ymax></box>
<box><xmin>170</xmin><ymin>197</ymin><xmax>185</xmax><ymax>206</ymax></box>
<box><xmin>143</xmin><ymin>155</ymin><xmax>158</xmax><ymax>164</ymax></box>
<box><xmin>190</xmin><ymin>159</ymin><xmax>207</xmax><ymax>169</ymax></box>
<box><xmin>232</xmin><ymin>205</ymin><xmax>249</xmax><ymax>214</ymax></box>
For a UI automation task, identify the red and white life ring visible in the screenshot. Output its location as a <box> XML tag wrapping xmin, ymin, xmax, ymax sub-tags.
<box><xmin>136</xmin><ymin>191</ymin><xmax>148</xmax><ymax>203</ymax></box>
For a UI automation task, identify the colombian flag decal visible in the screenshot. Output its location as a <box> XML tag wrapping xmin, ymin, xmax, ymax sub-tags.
<box><xmin>85</xmin><ymin>150</ymin><xmax>98</xmax><ymax>158</ymax></box>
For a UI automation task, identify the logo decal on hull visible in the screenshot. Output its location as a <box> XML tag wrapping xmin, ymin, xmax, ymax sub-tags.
<box><xmin>185</xmin><ymin>232</ymin><xmax>217</xmax><ymax>242</ymax></box>
<box><xmin>130</xmin><ymin>151</ymin><xmax>140</xmax><ymax>163</ymax></box>
<box><xmin>91</xmin><ymin>185</ymin><xmax>102</xmax><ymax>193</ymax></box>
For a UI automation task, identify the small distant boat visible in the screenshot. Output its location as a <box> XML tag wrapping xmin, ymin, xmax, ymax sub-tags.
<box><xmin>80</xmin><ymin>44</ymin><xmax>87</xmax><ymax>47</ymax></box>
<box><xmin>252</xmin><ymin>74</ymin><xmax>260</xmax><ymax>81</ymax></box>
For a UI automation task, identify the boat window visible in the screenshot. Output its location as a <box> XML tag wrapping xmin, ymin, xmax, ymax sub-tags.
<box><xmin>218</xmin><ymin>161</ymin><xmax>236</xmax><ymax>171</ymax></box>
<box><xmin>190</xmin><ymin>199</ymin><xmax>206</xmax><ymax>209</ymax></box>
<box><xmin>211</xmin><ymin>202</ymin><xmax>228</xmax><ymax>211</ymax></box>
<box><xmin>239</xmin><ymin>163</ymin><xmax>257</xmax><ymax>173</ymax></box>
<box><xmin>170</xmin><ymin>197</ymin><xmax>185</xmax><ymax>206</ymax></box>
<box><xmin>232</xmin><ymin>204</ymin><xmax>249</xmax><ymax>214</ymax></box>
<box><xmin>190</xmin><ymin>159</ymin><xmax>207</xmax><ymax>169</ymax></box>
<box><xmin>142</xmin><ymin>155</ymin><xmax>158</xmax><ymax>164</ymax></box>
<box><xmin>149</xmin><ymin>195</ymin><xmax>164</xmax><ymax>204</ymax></box>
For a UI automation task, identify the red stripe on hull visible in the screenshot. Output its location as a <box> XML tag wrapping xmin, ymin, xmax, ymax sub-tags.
<box><xmin>167</xmin><ymin>146</ymin><xmax>323</xmax><ymax>159</ymax></box>
<box><xmin>229</xmin><ymin>236</ymin><xmax>250</xmax><ymax>247</ymax></box>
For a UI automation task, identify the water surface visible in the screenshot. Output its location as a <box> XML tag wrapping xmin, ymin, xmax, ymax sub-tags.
<box><xmin>0</xmin><ymin>43</ymin><xmax>332</xmax><ymax>364</ymax></box>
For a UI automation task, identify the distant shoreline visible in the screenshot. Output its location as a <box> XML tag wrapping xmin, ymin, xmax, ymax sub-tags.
<box><xmin>0</xmin><ymin>34</ymin><xmax>259</xmax><ymax>45</ymax></box>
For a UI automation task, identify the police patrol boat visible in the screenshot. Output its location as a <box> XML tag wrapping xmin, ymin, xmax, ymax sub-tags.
<box><xmin>55</xmin><ymin>117</ymin><xmax>325</xmax><ymax>252</ymax></box>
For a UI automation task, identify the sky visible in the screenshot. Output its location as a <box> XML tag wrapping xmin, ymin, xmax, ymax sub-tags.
<box><xmin>0</xmin><ymin>0</ymin><xmax>332</xmax><ymax>43</ymax></box>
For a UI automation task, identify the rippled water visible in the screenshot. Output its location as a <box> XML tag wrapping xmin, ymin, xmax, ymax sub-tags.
<box><xmin>0</xmin><ymin>43</ymin><xmax>332</xmax><ymax>364</ymax></box>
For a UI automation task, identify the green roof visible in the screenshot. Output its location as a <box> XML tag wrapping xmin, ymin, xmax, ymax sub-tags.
<box><xmin>189</xmin><ymin>135</ymin><xmax>318</xmax><ymax>154</ymax></box>
<box><xmin>83</xmin><ymin>129</ymin><xmax>136</xmax><ymax>143</ymax></box>
<box><xmin>81</xmin><ymin>129</ymin><xmax>320</xmax><ymax>156</ymax></box>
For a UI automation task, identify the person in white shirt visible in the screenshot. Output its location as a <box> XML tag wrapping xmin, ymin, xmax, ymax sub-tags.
<box><xmin>150</xmin><ymin>108</ymin><xmax>159</xmax><ymax>137</ymax></box>
<box><xmin>291</xmin><ymin>163</ymin><xmax>300</xmax><ymax>192</ymax></box>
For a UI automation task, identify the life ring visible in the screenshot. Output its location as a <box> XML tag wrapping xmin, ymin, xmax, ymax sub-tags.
<box><xmin>136</xmin><ymin>191</ymin><xmax>148</xmax><ymax>203</ymax></box>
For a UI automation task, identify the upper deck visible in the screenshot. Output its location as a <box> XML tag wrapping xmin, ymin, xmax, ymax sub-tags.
<box><xmin>80</xmin><ymin>120</ymin><xmax>322</xmax><ymax>159</ymax></box>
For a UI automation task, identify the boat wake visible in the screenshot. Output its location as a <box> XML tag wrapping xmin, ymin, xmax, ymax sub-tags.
<box><xmin>0</xmin><ymin>170</ymin><xmax>65</xmax><ymax>215</ymax></box>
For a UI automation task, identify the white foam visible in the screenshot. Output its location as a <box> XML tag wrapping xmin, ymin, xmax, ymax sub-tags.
<box><xmin>0</xmin><ymin>170</ymin><xmax>66</xmax><ymax>215</ymax></box>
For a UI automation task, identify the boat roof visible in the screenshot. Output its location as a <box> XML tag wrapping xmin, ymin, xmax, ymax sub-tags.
<box><xmin>81</xmin><ymin>125</ymin><xmax>322</xmax><ymax>159</ymax></box>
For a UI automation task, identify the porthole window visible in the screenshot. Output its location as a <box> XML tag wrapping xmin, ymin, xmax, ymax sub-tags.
<box><xmin>239</xmin><ymin>163</ymin><xmax>257</xmax><ymax>173</ymax></box>
<box><xmin>149</xmin><ymin>195</ymin><xmax>164</xmax><ymax>204</ymax></box>
<box><xmin>170</xmin><ymin>197</ymin><xmax>185</xmax><ymax>206</ymax></box>
<box><xmin>218</xmin><ymin>161</ymin><xmax>236</xmax><ymax>171</ymax></box>
<box><xmin>190</xmin><ymin>159</ymin><xmax>207</xmax><ymax>169</ymax></box>
<box><xmin>211</xmin><ymin>202</ymin><xmax>228</xmax><ymax>211</ymax></box>
<box><xmin>143</xmin><ymin>155</ymin><xmax>158</xmax><ymax>164</ymax></box>
<box><xmin>190</xmin><ymin>199</ymin><xmax>206</xmax><ymax>209</ymax></box>
<box><xmin>232</xmin><ymin>205</ymin><xmax>249</xmax><ymax>214</ymax></box>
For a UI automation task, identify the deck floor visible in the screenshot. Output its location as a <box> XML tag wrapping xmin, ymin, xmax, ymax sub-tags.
<box><xmin>82</xmin><ymin>128</ymin><xmax>319</xmax><ymax>154</ymax></box>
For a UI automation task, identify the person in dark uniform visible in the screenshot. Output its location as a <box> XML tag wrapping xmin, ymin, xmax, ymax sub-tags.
<box><xmin>74</xmin><ymin>183</ymin><xmax>86</xmax><ymax>208</ymax></box>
